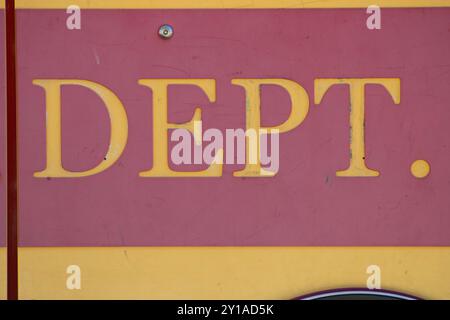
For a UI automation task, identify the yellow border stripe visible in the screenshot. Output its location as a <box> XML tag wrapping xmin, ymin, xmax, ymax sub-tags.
<box><xmin>1</xmin><ymin>0</ymin><xmax>450</xmax><ymax>9</ymax></box>
<box><xmin>0</xmin><ymin>249</ymin><xmax>4</xmax><ymax>300</ymax></box>
<box><xmin>1</xmin><ymin>247</ymin><xmax>448</xmax><ymax>300</ymax></box>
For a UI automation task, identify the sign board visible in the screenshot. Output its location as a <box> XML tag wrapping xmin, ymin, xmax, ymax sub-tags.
<box><xmin>1</xmin><ymin>0</ymin><xmax>450</xmax><ymax>299</ymax></box>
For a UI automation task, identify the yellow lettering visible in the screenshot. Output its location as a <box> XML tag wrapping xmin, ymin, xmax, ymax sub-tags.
<box><xmin>231</xmin><ymin>79</ymin><xmax>309</xmax><ymax>177</ymax></box>
<box><xmin>33</xmin><ymin>79</ymin><xmax>128</xmax><ymax>178</ymax></box>
<box><xmin>138</xmin><ymin>79</ymin><xmax>222</xmax><ymax>177</ymax></box>
<box><xmin>314</xmin><ymin>78</ymin><xmax>400</xmax><ymax>177</ymax></box>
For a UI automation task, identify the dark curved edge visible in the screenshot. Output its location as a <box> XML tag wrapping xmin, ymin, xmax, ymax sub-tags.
<box><xmin>293</xmin><ymin>288</ymin><xmax>422</xmax><ymax>300</ymax></box>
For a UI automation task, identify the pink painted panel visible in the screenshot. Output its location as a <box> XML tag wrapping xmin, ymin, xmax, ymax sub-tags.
<box><xmin>13</xmin><ymin>8</ymin><xmax>450</xmax><ymax>246</ymax></box>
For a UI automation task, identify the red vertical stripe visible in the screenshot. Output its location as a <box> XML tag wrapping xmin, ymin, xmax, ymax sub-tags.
<box><xmin>6</xmin><ymin>0</ymin><xmax>18</xmax><ymax>300</ymax></box>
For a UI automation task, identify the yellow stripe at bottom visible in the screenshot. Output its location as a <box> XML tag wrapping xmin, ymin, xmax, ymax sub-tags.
<box><xmin>1</xmin><ymin>247</ymin><xmax>449</xmax><ymax>299</ymax></box>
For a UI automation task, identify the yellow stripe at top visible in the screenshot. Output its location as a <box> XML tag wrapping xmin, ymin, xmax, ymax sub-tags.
<box><xmin>2</xmin><ymin>0</ymin><xmax>450</xmax><ymax>9</ymax></box>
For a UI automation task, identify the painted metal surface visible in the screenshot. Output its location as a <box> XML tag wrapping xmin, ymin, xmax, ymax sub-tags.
<box><xmin>0</xmin><ymin>0</ymin><xmax>449</xmax><ymax>299</ymax></box>
<box><xmin>12</xmin><ymin>8</ymin><xmax>450</xmax><ymax>246</ymax></box>
<box><xmin>11</xmin><ymin>247</ymin><xmax>450</xmax><ymax>299</ymax></box>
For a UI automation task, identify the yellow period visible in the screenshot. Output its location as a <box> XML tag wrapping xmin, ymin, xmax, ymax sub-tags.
<box><xmin>411</xmin><ymin>159</ymin><xmax>431</xmax><ymax>178</ymax></box>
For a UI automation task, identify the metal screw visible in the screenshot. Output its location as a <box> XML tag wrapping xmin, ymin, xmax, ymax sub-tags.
<box><xmin>158</xmin><ymin>24</ymin><xmax>174</xmax><ymax>39</ymax></box>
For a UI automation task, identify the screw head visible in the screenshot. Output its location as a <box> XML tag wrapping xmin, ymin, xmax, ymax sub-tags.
<box><xmin>158</xmin><ymin>24</ymin><xmax>174</xmax><ymax>39</ymax></box>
